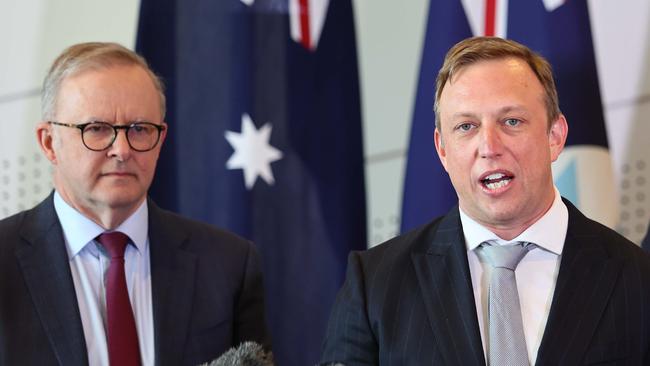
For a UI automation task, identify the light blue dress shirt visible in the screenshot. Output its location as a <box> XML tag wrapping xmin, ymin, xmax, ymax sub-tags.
<box><xmin>54</xmin><ymin>192</ymin><xmax>154</xmax><ymax>366</ymax></box>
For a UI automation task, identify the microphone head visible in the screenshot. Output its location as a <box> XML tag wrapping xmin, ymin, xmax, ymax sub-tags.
<box><xmin>203</xmin><ymin>342</ymin><xmax>273</xmax><ymax>366</ymax></box>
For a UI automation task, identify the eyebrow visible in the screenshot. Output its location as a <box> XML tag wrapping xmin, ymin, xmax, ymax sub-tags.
<box><xmin>81</xmin><ymin>117</ymin><xmax>154</xmax><ymax>124</ymax></box>
<box><xmin>497</xmin><ymin>105</ymin><xmax>529</xmax><ymax>115</ymax></box>
<box><xmin>448</xmin><ymin>112</ymin><xmax>479</xmax><ymax>121</ymax></box>
<box><xmin>449</xmin><ymin>105</ymin><xmax>530</xmax><ymax>120</ymax></box>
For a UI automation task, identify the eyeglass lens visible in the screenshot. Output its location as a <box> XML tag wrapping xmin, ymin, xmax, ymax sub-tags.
<box><xmin>82</xmin><ymin>122</ymin><xmax>161</xmax><ymax>151</ymax></box>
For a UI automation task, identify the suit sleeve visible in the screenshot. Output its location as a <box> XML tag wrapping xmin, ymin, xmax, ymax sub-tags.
<box><xmin>233</xmin><ymin>241</ymin><xmax>272</xmax><ymax>350</ymax></box>
<box><xmin>320</xmin><ymin>251</ymin><xmax>378</xmax><ymax>366</ymax></box>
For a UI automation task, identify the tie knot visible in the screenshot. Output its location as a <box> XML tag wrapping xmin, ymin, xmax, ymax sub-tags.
<box><xmin>97</xmin><ymin>232</ymin><xmax>130</xmax><ymax>259</ymax></box>
<box><xmin>477</xmin><ymin>242</ymin><xmax>533</xmax><ymax>270</ymax></box>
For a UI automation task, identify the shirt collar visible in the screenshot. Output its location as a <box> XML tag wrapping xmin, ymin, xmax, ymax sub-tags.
<box><xmin>460</xmin><ymin>187</ymin><xmax>567</xmax><ymax>255</ymax></box>
<box><xmin>53</xmin><ymin>191</ymin><xmax>149</xmax><ymax>259</ymax></box>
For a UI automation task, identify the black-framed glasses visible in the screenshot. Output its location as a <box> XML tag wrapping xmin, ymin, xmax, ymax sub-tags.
<box><xmin>48</xmin><ymin>121</ymin><xmax>166</xmax><ymax>152</ymax></box>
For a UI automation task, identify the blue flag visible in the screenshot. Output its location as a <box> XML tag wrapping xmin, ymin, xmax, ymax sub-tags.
<box><xmin>401</xmin><ymin>0</ymin><xmax>470</xmax><ymax>232</ymax></box>
<box><xmin>402</xmin><ymin>0</ymin><xmax>614</xmax><ymax>231</ymax></box>
<box><xmin>510</xmin><ymin>0</ymin><xmax>616</xmax><ymax>227</ymax></box>
<box><xmin>136</xmin><ymin>1</ymin><xmax>366</xmax><ymax>365</ymax></box>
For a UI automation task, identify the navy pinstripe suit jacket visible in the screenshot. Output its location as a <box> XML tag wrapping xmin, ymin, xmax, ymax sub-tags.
<box><xmin>321</xmin><ymin>199</ymin><xmax>650</xmax><ymax>365</ymax></box>
<box><xmin>0</xmin><ymin>193</ymin><xmax>270</xmax><ymax>366</ymax></box>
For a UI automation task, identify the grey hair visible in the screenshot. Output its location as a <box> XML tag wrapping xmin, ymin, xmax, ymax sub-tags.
<box><xmin>41</xmin><ymin>42</ymin><xmax>166</xmax><ymax>121</ymax></box>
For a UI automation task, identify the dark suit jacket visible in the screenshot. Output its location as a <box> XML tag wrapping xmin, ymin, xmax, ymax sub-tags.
<box><xmin>321</xmin><ymin>200</ymin><xmax>650</xmax><ymax>365</ymax></box>
<box><xmin>0</xmin><ymin>193</ymin><xmax>270</xmax><ymax>366</ymax></box>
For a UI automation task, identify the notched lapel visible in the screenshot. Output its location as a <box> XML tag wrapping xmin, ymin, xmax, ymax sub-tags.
<box><xmin>148</xmin><ymin>203</ymin><xmax>198</xmax><ymax>366</ymax></box>
<box><xmin>411</xmin><ymin>208</ymin><xmax>486</xmax><ymax>366</ymax></box>
<box><xmin>15</xmin><ymin>196</ymin><xmax>88</xmax><ymax>366</ymax></box>
<box><xmin>536</xmin><ymin>208</ymin><xmax>624</xmax><ymax>366</ymax></box>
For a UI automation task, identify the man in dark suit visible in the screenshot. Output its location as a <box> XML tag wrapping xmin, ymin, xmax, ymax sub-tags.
<box><xmin>321</xmin><ymin>37</ymin><xmax>650</xmax><ymax>365</ymax></box>
<box><xmin>0</xmin><ymin>42</ymin><xmax>269</xmax><ymax>365</ymax></box>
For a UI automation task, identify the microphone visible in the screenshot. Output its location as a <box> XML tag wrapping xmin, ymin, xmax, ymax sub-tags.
<box><xmin>200</xmin><ymin>342</ymin><xmax>273</xmax><ymax>366</ymax></box>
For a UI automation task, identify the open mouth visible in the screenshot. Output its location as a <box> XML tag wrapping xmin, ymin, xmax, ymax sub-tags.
<box><xmin>480</xmin><ymin>172</ymin><xmax>513</xmax><ymax>190</ymax></box>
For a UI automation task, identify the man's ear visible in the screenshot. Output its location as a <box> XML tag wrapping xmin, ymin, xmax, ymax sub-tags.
<box><xmin>36</xmin><ymin>122</ymin><xmax>58</xmax><ymax>164</ymax></box>
<box><xmin>548</xmin><ymin>114</ymin><xmax>568</xmax><ymax>162</ymax></box>
<box><xmin>158</xmin><ymin>121</ymin><xmax>168</xmax><ymax>147</ymax></box>
<box><xmin>434</xmin><ymin>127</ymin><xmax>449</xmax><ymax>172</ymax></box>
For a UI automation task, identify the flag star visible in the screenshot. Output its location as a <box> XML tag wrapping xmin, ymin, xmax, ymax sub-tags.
<box><xmin>225</xmin><ymin>113</ymin><xmax>283</xmax><ymax>189</ymax></box>
<box><xmin>240</xmin><ymin>0</ymin><xmax>254</xmax><ymax>6</ymax></box>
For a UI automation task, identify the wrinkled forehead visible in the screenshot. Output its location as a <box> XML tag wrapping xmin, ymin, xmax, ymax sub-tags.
<box><xmin>56</xmin><ymin>65</ymin><xmax>163</xmax><ymax>122</ymax></box>
<box><xmin>61</xmin><ymin>58</ymin><xmax>154</xmax><ymax>87</ymax></box>
<box><xmin>448</xmin><ymin>56</ymin><xmax>534</xmax><ymax>84</ymax></box>
<box><xmin>438</xmin><ymin>58</ymin><xmax>547</xmax><ymax>122</ymax></box>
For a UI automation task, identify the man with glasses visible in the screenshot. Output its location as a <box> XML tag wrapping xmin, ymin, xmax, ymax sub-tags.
<box><xmin>0</xmin><ymin>42</ymin><xmax>270</xmax><ymax>365</ymax></box>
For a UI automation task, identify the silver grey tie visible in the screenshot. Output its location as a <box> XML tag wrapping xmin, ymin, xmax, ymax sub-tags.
<box><xmin>477</xmin><ymin>242</ymin><xmax>534</xmax><ymax>366</ymax></box>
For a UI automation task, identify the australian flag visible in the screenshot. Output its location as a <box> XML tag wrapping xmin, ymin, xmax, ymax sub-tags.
<box><xmin>402</xmin><ymin>0</ymin><xmax>615</xmax><ymax>231</ymax></box>
<box><xmin>136</xmin><ymin>1</ymin><xmax>366</xmax><ymax>365</ymax></box>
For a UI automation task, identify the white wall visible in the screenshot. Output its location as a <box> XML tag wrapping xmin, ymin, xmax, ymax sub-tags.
<box><xmin>353</xmin><ymin>0</ymin><xmax>429</xmax><ymax>245</ymax></box>
<box><xmin>590</xmin><ymin>0</ymin><xmax>650</xmax><ymax>243</ymax></box>
<box><xmin>2</xmin><ymin>0</ymin><xmax>649</xmax><ymax>246</ymax></box>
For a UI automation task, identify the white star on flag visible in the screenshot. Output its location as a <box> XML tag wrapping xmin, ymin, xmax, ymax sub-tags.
<box><xmin>225</xmin><ymin>113</ymin><xmax>283</xmax><ymax>189</ymax></box>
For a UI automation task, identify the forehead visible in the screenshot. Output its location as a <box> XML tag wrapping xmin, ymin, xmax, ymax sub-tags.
<box><xmin>439</xmin><ymin>58</ymin><xmax>545</xmax><ymax>120</ymax></box>
<box><xmin>56</xmin><ymin>65</ymin><xmax>161</xmax><ymax>121</ymax></box>
<box><xmin>448</xmin><ymin>57</ymin><xmax>538</xmax><ymax>90</ymax></box>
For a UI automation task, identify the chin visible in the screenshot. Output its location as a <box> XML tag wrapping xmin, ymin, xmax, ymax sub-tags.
<box><xmin>480</xmin><ymin>205</ymin><xmax>518</xmax><ymax>224</ymax></box>
<box><xmin>98</xmin><ymin>191</ymin><xmax>146</xmax><ymax>209</ymax></box>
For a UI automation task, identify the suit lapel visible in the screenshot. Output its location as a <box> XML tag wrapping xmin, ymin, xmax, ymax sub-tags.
<box><xmin>15</xmin><ymin>194</ymin><xmax>88</xmax><ymax>366</ymax></box>
<box><xmin>148</xmin><ymin>201</ymin><xmax>198</xmax><ymax>366</ymax></box>
<box><xmin>411</xmin><ymin>207</ymin><xmax>486</xmax><ymax>366</ymax></box>
<box><xmin>535</xmin><ymin>201</ymin><xmax>624</xmax><ymax>365</ymax></box>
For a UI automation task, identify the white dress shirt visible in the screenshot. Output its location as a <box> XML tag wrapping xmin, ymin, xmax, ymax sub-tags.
<box><xmin>460</xmin><ymin>188</ymin><xmax>568</xmax><ymax>364</ymax></box>
<box><xmin>54</xmin><ymin>192</ymin><xmax>154</xmax><ymax>366</ymax></box>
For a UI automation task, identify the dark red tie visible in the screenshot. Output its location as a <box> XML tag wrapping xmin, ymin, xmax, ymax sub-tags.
<box><xmin>97</xmin><ymin>232</ymin><xmax>141</xmax><ymax>366</ymax></box>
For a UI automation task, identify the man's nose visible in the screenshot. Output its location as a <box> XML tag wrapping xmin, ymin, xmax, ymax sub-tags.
<box><xmin>107</xmin><ymin>129</ymin><xmax>132</xmax><ymax>159</ymax></box>
<box><xmin>478</xmin><ymin>124</ymin><xmax>503</xmax><ymax>159</ymax></box>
